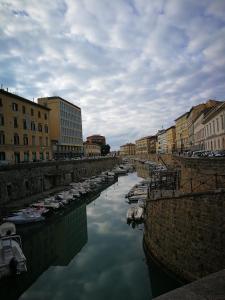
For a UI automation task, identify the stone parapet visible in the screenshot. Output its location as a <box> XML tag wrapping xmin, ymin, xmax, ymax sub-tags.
<box><xmin>144</xmin><ymin>191</ymin><xmax>225</xmax><ymax>282</ymax></box>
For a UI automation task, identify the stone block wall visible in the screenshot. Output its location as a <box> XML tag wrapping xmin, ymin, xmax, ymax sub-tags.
<box><xmin>0</xmin><ymin>158</ymin><xmax>118</xmax><ymax>205</ymax></box>
<box><xmin>144</xmin><ymin>191</ymin><xmax>225</xmax><ymax>282</ymax></box>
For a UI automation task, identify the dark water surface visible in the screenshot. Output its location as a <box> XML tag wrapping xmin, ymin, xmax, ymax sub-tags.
<box><xmin>0</xmin><ymin>173</ymin><xmax>181</xmax><ymax>300</ymax></box>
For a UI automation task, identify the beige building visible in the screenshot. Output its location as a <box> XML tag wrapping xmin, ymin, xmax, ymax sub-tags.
<box><xmin>0</xmin><ymin>89</ymin><xmax>51</xmax><ymax>163</ymax></box>
<box><xmin>203</xmin><ymin>102</ymin><xmax>225</xmax><ymax>151</ymax></box>
<box><xmin>135</xmin><ymin>136</ymin><xmax>157</xmax><ymax>159</ymax></box>
<box><xmin>187</xmin><ymin>100</ymin><xmax>220</xmax><ymax>150</ymax></box>
<box><xmin>175</xmin><ymin>112</ymin><xmax>189</xmax><ymax>152</ymax></box>
<box><xmin>38</xmin><ymin>96</ymin><xmax>83</xmax><ymax>159</ymax></box>
<box><xmin>166</xmin><ymin>126</ymin><xmax>176</xmax><ymax>153</ymax></box>
<box><xmin>120</xmin><ymin>143</ymin><xmax>136</xmax><ymax>156</ymax></box>
<box><xmin>83</xmin><ymin>142</ymin><xmax>101</xmax><ymax>157</ymax></box>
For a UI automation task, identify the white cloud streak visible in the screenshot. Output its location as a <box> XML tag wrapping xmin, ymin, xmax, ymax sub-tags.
<box><xmin>0</xmin><ymin>0</ymin><xmax>225</xmax><ymax>149</ymax></box>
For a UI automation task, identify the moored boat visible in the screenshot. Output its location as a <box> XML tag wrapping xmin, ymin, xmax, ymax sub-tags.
<box><xmin>0</xmin><ymin>222</ymin><xmax>27</xmax><ymax>279</ymax></box>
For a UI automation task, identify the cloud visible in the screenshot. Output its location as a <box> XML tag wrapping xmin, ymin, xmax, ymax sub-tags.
<box><xmin>0</xmin><ymin>0</ymin><xmax>225</xmax><ymax>149</ymax></box>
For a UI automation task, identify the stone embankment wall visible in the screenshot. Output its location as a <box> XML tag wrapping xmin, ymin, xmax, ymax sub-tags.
<box><xmin>176</xmin><ymin>157</ymin><xmax>225</xmax><ymax>193</ymax></box>
<box><xmin>0</xmin><ymin>158</ymin><xmax>118</xmax><ymax>205</ymax></box>
<box><xmin>144</xmin><ymin>190</ymin><xmax>225</xmax><ymax>282</ymax></box>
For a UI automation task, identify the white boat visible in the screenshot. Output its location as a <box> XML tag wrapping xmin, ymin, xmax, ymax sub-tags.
<box><xmin>4</xmin><ymin>210</ymin><xmax>45</xmax><ymax>225</ymax></box>
<box><xmin>0</xmin><ymin>222</ymin><xmax>27</xmax><ymax>279</ymax></box>
<box><xmin>128</xmin><ymin>194</ymin><xmax>147</xmax><ymax>202</ymax></box>
<box><xmin>134</xmin><ymin>207</ymin><xmax>144</xmax><ymax>221</ymax></box>
<box><xmin>126</xmin><ymin>207</ymin><xmax>135</xmax><ymax>221</ymax></box>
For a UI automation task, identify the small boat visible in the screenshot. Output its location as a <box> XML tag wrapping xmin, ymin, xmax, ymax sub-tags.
<box><xmin>4</xmin><ymin>210</ymin><xmax>45</xmax><ymax>225</ymax></box>
<box><xmin>126</xmin><ymin>207</ymin><xmax>135</xmax><ymax>221</ymax></box>
<box><xmin>134</xmin><ymin>207</ymin><xmax>144</xmax><ymax>221</ymax></box>
<box><xmin>0</xmin><ymin>222</ymin><xmax>27</xmax><ymax>279</ymax></box>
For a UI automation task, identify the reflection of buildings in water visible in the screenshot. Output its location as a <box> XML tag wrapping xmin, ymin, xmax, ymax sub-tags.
<box><xmin>53</xmin><ymin>204</ymin><xmax>88</xmax><ymax>266</ymax></box>
<box><xmin>136</xmin><ymin>162</ymin><xmax>151</xmax><ymax>179</ymax></box>
<box><xmin>0</xmin><ymin>202</ymin><xmax>88</xmax><ymax>300</ymax></box>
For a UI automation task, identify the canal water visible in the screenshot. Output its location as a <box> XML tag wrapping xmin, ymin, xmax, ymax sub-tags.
<box><xmin>0</xmin><ymin>173</ymin><xmax>181</xmax><ymax>300</ymax></box>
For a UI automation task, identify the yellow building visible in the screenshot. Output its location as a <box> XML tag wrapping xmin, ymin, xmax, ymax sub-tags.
<box><xmin>38</xmin><ymin>96</ymin><xmax>83</xmax><ymax>159</ymax></box>
<box><xmin>135</xmin><ymin>136</ymin><xmax>157</xmax><ymax>159</ymax></box>
<box><xmin>175</xmin><ymin>112</ymin><xmax>189</xmax><ymax>152</ymax></box>
<box><xmin>83</xmin><ymin>142</ymin><xmax>101</xmax><ymax>157</ymax></box>
<box><xmin>0</xmin><ymin>89</ymin><xmax>51</xmax><ymax>163</ymax></box>
<box><xmin>166</xmin><ymin>126</ymin><xmax>176</xmax><ymax>153</ymax></box>
<box><xmin>120</xmin><ymin>143</ymin><xmax>136</xmax><ymax>156</ymax></box>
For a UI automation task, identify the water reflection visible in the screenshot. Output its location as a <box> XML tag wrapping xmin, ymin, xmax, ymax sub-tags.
<box><xmin>0</xmin><ymin>202</ymin><xmax>87</xmax><ymax>300</ymax></box>
<box><xmin>0</xmin><ymin>173</ymin><xmax>180</xmax><ymax>300</ymax></box>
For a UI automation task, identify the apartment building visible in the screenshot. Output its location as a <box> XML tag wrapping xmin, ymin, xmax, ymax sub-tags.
<box><xmin>120</xmin><ymin>143</ymin><xmax>136</xmax><ymax>156</ymax></box>
<box><xmin>156</xmin><ymin>129</ymin><xmax>167</xmax><ymax>154</ymax></box>
<box><xmin>175</xmin><ymin>112</ymin><xmax>189</xmax><ymax>152</ymax></box>
<box><xmin>0</xmin><ymin>89</ymin><xmax>51</xmax><ymax>163</ymax></box>
<box><xmin>202</xmin><ymin>102</ymin><xmax>225</xmax><ymax>151</ymax></box>
<box><xmin>83</xmin><ymin>142</ymin><xmax>101</xmax><ymax>157</ymax></box>
<box><xmin>187</xmin><ymin>100</ymin><xmax>220</xmax><ymax>150</ymax></box>
<box><xmin>86</xmin><ymin>135</ymin><xmax>106</xmax><ymax>146</ymax></box>
<box><xmin>38</xmin><ymin>96</ymin><xmax>83</xmax><ymax>159</ymax></box>
<box><xmin>166</xmin><ymin>126</ymin><xmax>176</xmax><ymax>153</ymax></box>
<box><xmin>135</xmin><ymin>136</ymin><xmax>157</xmax><ymax>159</ymax></box>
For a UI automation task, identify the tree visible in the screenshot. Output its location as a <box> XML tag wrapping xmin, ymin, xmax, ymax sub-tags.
<box><xmin>101</xmin><ymin>144</ymin><xmax>110</xmax><ymax>156</ymax></box>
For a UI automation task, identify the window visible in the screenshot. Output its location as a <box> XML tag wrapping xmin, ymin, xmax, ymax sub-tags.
<box><xmin>44</xmin><ymin>113</ymin><xmax>47</xmax><ymax>120</ymax></box>
<box><xmin>14</xmin><ymin>133</ymin><xmax>19</xmax><ymax>145</ymax></box>
<box><xmin>46</xmin><ymin>137</ymin><xmax>48</xmax><ymax>146</ymax></box>
<box><xmin>216</xmin><ymin>118</ymin><xmax>219</xmax><ymax>132</ymax></box>
<box><xmin>24</xmin><ymin>151</ymin><xmax>29</xmax><ymax>162</ymax></box>
<box><xmin>0</xmin><ymin>114</ymin><xmax>4</xmax><ymax>126</ymax></box>
<box><xmin>44</xmin><ymin>124</ymin><xmax>48</xmax><ymax>133</ymax></box>
<box><xmin>38</xmin><ymin>123</ymin><xmax>42</xmax><ymax>132</ymax></box>
<box><xmin>32</xmin><ymin>152</ymin><xmax>36</xmax><ymax>161</ymax></box>
<box><xmin>218</xmin><ymin>139</ymin><xmax>220</xmax><ymax>149</ymax></box>
<box><xmin>32</xmin><ymin>135</ymin><xmax>35</xmax><ymax>146</ymax></box>
<box><xmin>0</xmin><ymin>152</ymin><xmax>5</xmax><ymax>160</ymax></box>
<box><xmin>0</xmin><ymin>132</ymin><xmax>5</xmax><ymax>144</ymax></box>
<box><xmin>14</xmin><ymin>117</ymin><xmax>18</xmax><ymax>128</ymax></box>
<box><xmin>212</xmin><ymin>120</ymin><xmax>215</xmax><ymax>134</ymax></box>
<box><xmin>38</xmin><ymin>111</ymin><xmax>41</xmax><ymax>118</ymax></box>
<box><xmin>12</xmin><ymin>103</ymin><xmax>18</xmax><ymax>111</ymax></box>
<box><xmin>23</xmin><ymin>119</ymin><xmax>27</xmax><ymax>130</ymax></box>
<box><xmin>39</xmin><ymin>136</ymin><xmax>43</xmax><ymax>146</ymax></box>
<box><xmin>23</xmin><ymin>134</ymin><xmax>28</xmax><ymax>145</ymax></box>
<box><xmin>46</xmin><ymin>152</ymin><xmax>49</xmax><ymax>159</ymax></box>
<box><xmin>40</xmin><ymin>152</ymin><xmax>44</xmax><ymax>160</ymax></box>
<box><xmin>31</xmin><ymin>108</ymin><xmax>34</xmax><ymax>116</ymax></box>
<box><xmin>0</xmin><ymin>98</ymin><xmax>2</xmax><ymax>106</ymax></box>
<box><xmin>22</xmin><ymin>106</ymin><xmax>26</xmax><ymax>114</ymax></box>
<box><xmin>31</xmin><ymin>121</ymin><xmax>36</xmax><ymax>131</ymax></box>
<box><xmin>221</xmin><ymin>115</ymin><xmax>224</xmax><ymax>130</ymax></box>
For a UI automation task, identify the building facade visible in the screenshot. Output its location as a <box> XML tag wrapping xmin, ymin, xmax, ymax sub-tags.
<box><xmin>187</xmin><ymin>100</ymin><xmax>220</xmax><ymax>150</ymax></box>
<box><xmin>135</xmin><ymin>136</ymin><xmax>157</xmax><ymax>159</ymax></box>
<box><xmin>0</xmin><ymin>89</ymin><xmax>51</xmax><ymax>163</ymax></box>
<box><xmin>175</xmin><ymin>112</ymin><xmax>189</xmax><ymax>152</ymax></box>
<box><xmin>120</xmin><ymin>143</ymin><xmax>136</xmax><ymax>156</ymax></box>
<box><xmin>156</xmin><ymin>130</ymin><xmax>167</xmax><ymax>154</ymax></box>
<box><xmin>203</xmin><ymin>102</ymin><xmax>225</xmax><ymax>151</ymax></box>
<box><xmin>86</xmin><ymin>135</ymin><xmax>106</xmax><ymax>146</ymax></box>
<box><xmin>166</xmin><ymin>126</ymin><xmax>176</xmax><ymax>153</ymax></box>
<box><xmin>38</xmin><ymin>96</ymin><xmax>83</xmax><ymax>159</ymax></box>
<box><xmin>83</xmin><ymin>142</ymin><xmax>101</xmax><ymax>157</ymax></box>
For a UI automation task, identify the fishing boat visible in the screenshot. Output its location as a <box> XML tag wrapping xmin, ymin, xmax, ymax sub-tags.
<box><xmin>0</xmin><ymin>222</ymin><xmax>27</xmax><ymax>279</ymax></box>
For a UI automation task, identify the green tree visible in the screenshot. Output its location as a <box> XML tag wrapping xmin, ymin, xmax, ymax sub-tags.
<box><xmin>101</xmin><ymin>144</ymin><xmax>110</xmax><ymax>156</ymax></box>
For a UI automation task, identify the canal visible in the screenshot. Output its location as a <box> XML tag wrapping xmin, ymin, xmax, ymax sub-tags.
<box><xmin>0</xmin><ymin>173</ymin><xmax>181</xmax><ymax>300</ymax></box>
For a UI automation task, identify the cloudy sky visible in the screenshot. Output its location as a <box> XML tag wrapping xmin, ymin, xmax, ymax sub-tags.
<box><xmin>0</xmin><ymin>0</ymin><xmax>225</xmax><ymax>149</ymax></box>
